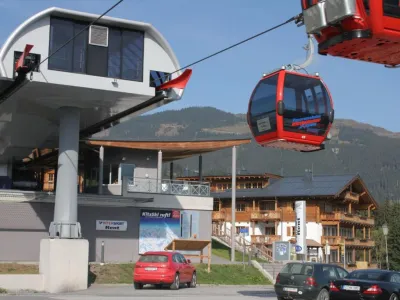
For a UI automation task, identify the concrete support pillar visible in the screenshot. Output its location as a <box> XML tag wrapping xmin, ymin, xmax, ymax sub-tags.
<box><xmin>118</xmin><ymin>164</ymin><xmax>122</xmax><ymax>184</ymax></box>
<box><xmin>50</xmin><ymin>107</ymin><xmax>81</xmax><ymax>239</ymax></box>
<box><xmin>198</xmin><ymin>155</ymin><xmax>203</xmax><ymax>182</ymax></box>
<box><xmin>230</xmin><ymin>146</ymin><xmax>236</xmax><ymax>262</ymax></box>
<box><xmin>41</xmin><ymin>106</ymin><xmax>89</xmax><ymax>293</ymax></box>
<box><xmin>98</xmin><ymin>146</ymin><xmax>104</xmax><ymax>195</ymax></box>
<box><xmin>157</xmin><ymin>150</ymin><xmax>162</xmax><ymax>191</ymax></box>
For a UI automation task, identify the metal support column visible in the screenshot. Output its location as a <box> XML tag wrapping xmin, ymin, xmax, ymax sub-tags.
<box><xmin>170</xmin><ymin>162</ymin><xmax>174</xmax><ymax>180</ymax></box>
<box><xmin>231</xmin><ymin>146</ymin><xmax>237</xmax><ymax>262</ymax></box>
<box><xmin>98</xmin><ymin>146</ymin><xmax>104</xmax><ymax>195</ymax></box>
<box><xmin>49</xmin><ymin>107</ymin><xmax>81</xmax><ymax>239</ymax></box>
<box><xmin>157</xmin><ymin>150</ymin><xmax>162</xmax><ymax>192</ymax></box>
<box><xmin>199</xmin><ymin>155</ymin><xmax>203</xmax><ymax>182</ymax></box>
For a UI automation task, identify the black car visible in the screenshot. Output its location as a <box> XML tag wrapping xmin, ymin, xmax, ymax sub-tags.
<box><xmin>274</xmin><ymin>262</ymin><xmax>349</xmax><ymax>300</ymax></box>
<box><xmin>330</xmin><ymin>269</ymin><xmax>400</xmax><ymax>300</ymax></box>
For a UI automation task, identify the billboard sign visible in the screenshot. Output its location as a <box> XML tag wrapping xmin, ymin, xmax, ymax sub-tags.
<box><xmin>294</xmin><ymin>201</ymin><xmax>307</xmax><ymax>255</ymax></box>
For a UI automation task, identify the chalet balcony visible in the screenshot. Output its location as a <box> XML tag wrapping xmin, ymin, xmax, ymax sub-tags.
<box><xmin>321</xmin><ymin>212</ymin><xmax>374</xmax><ymax>227</ymax></box>
<box><xmin>250</xmin><ymin>210</ymin><xmax>281</xmax><ymax>221</ymax></box>
<box><xmin>212</xmin><ymin>211</ymin><xmax>226</xmax><ymax>220</ymax></box>
<box><xmin>344</xmin><ymin>191</ymin><xmax>360</xmax><ymax>204</ymax></box>
<box><xmin>321</xmin><ymin>236</ymin><xmax>375</xmax><ymax>248</ymax></box>
<box><xmin>126</xmin><ymin>177</ymin><xmax>210</xmax><ymax>197</ymax></box>
<box><xmin>251</xmin><ymin>235</ymin><xmax>281</xmax><ymax>244</ymax></box>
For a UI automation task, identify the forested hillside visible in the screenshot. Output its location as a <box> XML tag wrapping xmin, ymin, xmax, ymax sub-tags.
<box><xmin>94</xmin><ymin>107</ymin><xmax>400</xmax><ymax>202</ymax></box>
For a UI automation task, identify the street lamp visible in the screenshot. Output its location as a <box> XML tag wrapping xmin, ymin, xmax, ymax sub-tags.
<box><xmin>382</xmin><ymin>223</ymin><xmax>389</xmax><ymax>270</ymax></box>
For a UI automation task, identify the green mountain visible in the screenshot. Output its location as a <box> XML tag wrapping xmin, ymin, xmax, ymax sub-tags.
<box><xmin>98</xmin><ymin>106</ymin><xmax>400</xmax><ymax>202</ymax></box>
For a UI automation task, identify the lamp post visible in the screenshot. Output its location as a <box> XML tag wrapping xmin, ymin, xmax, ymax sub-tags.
<box><xmin>382</xmin><ymin>223</ymin><xmax>389</xmax><ymax>270</ymax></box>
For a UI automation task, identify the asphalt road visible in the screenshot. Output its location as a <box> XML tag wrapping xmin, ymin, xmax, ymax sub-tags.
<box><xmin>1</xmin><ymin>285</ymin><xmax>277</xmax><ymax>300</ymax></box>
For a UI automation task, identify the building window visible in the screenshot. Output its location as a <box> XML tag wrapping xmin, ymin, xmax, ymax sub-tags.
<box><xmin>323</xmin><ymin>226</ymin><xmax>337</xmax><ymax>236</ymax></box>
<box><xmin>260</xmin><ymin>201</ymin><xmax>275</xmax><ymax>211</ymax></box>
<box><xmin>245</xmin><ymin>183</ymin><xmax>252</xmax><ymax>189</ymax></box>
<box><xmin>48</xmin><ymin>173</ymin><xmax>54</xmax><ymax>182</ymax></box>
<box><xmin>48</xmin><ymin>17</ymin><xmax>144</xmax><ymax>82</ymax></box>
<box><xmin>213</xmin><ymin>200</ymin><xmax>219</xmax><ymax>211</ymax></box>
<box><xmin>236</xmin><ymin>203</ymin><xmax>248</xmax><ymax>212</ymax></box>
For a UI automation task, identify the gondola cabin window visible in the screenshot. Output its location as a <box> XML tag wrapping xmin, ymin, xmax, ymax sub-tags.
<box><xmin>282</xmin><ymin>74</ymin><xmax>331</xmax><ymax>137</ymax></box>
<box><xmin>248</xmin><ymin>74</ymin><xmax>278</xmax><ymax>136</ymax></box>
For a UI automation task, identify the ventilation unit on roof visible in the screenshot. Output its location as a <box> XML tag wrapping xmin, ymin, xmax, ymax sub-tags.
<box><xmin>89</xmin><ymin>25</ymin><xmax>109</xmax><ymax>47</ymax></box>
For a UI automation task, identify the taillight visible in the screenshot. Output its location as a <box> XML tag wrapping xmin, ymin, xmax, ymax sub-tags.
<box><xmin>276</xmin><ymin>273</ymin><xmax>280</xmax><ymax>283</ymax></box>
<box><xmin>329</xmin><ymin>282</ymin><xmax>339</xmax><ymax>292</ymax></box>
<box><xmin>305</xmin><ymin>277</ymin><xmax>317</xmax><ymax>287</ymax></box>
<box><xmin>363</xmin><ymin>285</ymin><xmax>382</xmax><ymax>295</ymax></box>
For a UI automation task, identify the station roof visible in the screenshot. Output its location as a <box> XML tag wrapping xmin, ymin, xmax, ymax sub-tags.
<box><xmin>85</xmin><ymin>138</ymin><xmax>252</xmax><ymax>161</ymax></box>
<box><xmin>22</xmin><ymin>138</ymin><xmax>252</xmax><ymax>168</ymax></box>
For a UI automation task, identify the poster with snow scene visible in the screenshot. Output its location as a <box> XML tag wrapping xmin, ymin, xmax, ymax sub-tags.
<box><xmin>138</xmin><ymin>209</ymin><xmax>199</xmax><ymax>254</ymax></box>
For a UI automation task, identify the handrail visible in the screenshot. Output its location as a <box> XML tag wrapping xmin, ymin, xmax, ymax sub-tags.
<box><xmin>127</xmin><ymin>176</ymin><xmax>210</xmax><ymax>197</ymax></box>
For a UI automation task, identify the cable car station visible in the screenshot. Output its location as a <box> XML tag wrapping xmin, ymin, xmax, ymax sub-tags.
<box><xmin>0</xmin><ymin>6</ymin><xmax>194</xmax><ymax>293</ymax></box>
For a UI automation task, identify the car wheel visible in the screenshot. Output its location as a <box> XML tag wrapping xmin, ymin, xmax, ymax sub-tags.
<box><xmin>317</xmin><ymin>288</ymin><xmax>329</xmax><ymax>300</ymax></box>
<box><xmin>187</xmin><ymin>272</ymin><xmax>197</xmax><ymax>288</ymax></box>
<box><xmin>134</xmin><ymin>282</ymin><xmax>143</xmax><ymax>290</ymax></box>
<box><xmin>170</xmin><ymin>273</ymin><xmax>180</xmax><ymax>290</ymax></box>
<box><xmin>390</xmin><ymin>293</ymin><xmax>399</xmax><ymax>300</ymax></box>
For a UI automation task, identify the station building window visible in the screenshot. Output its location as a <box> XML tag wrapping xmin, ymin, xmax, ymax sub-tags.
<box><xmin>48</xmin><ymin>17</ymin><xmax>144</xmax><ymax>82</ymax></box>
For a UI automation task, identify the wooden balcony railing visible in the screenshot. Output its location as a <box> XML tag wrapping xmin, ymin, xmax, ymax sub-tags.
<box><xmin>212</xmin><ymin>209</ymin><xmax>281</xmax><ymax>222</ymax></box>
<box><xmin>250</xmin><ymin>210</ymin><xmax>281</xmax><ymax>221</ymax></box>
<box><xmin>321</xmin><ymin>236</ymin><xmax>375</xmax><ymax>247</ymax></box>
<box><xmin>212</xmin><ymin>211</ymin><xmax>226</xmax><ymax>220</ymax></box>
<box><xmin>251</xmin><ymin>235</ymin><xmax>281</xmax><ymax>244</ymax></box>
<box><xmin>321</xmin><ymin>212</ymin><xmax>374</xmax><ymax>226</ymax></box>
<box><xmin>344</xmin><ymin>191</ymin><xmax>360</xmax><ymax>203</ymax></box>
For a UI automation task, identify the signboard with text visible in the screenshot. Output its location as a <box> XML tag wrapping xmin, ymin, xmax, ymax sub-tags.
<box><xmin>294</xmin><ymin>201</ymin><xmax>307</xmax><ymax>255</ymax></box>
<box><xmin>96</xmin><ymin>220</ymin><xmax>127</xmax><ymax>231</ymax></box>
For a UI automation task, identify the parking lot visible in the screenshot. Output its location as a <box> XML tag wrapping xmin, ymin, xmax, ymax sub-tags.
<box><xmin>2</xmin><ymin>285</ymin><xmax>277</xmax><ymax>300</ymax></box>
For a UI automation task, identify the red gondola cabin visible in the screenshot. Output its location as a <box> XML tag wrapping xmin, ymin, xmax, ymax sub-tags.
<box><xmin>302</xmin><ymin>0</ymin><xmax>400</xmax><ymax>66</ymax></box>
<box><xmin>247</xmin><ymin>69</ymin><xmax>334</xmax><ymax>152</ymax></box>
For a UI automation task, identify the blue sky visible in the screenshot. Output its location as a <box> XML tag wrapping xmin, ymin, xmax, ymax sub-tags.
<box><xmin>1</xmin><ymin>0</ymin><xmax>398</xmax><ymax>131</ymax></box>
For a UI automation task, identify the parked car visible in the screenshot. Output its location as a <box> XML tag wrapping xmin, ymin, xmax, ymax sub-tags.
<box><xmin>330</xmin><ymin>269</ymin><xmax>400</xmax><ymax>300</ymax></box>
<box><xmin>133</xmin><ymin>251</ymin><xmax>197</xmax><ymax>290</ymax></box>
<box><xmin>274</xmin><ymin>262</ymin><xmax>349</xmax><ymax>300</ymax></box>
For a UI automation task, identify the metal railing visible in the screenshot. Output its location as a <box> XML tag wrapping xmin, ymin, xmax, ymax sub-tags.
<box><xmin>126</xmin><ymin>177</ymin><xmax>210</xmax><ymax>197</ymax></box>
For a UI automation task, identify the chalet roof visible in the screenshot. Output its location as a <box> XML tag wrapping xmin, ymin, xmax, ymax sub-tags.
<box><xmin>212</xmin><ymin>174</ymin><xmax>378</xmax><ymax>208</ymax></box>
<box><xmin>212</xmin><ymin>174</ymin><xmax>355</xmax><ymax>198</ymax></box>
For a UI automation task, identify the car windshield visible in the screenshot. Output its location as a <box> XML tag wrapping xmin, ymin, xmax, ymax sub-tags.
<box><xmin>138</xmin><ymin>255</ymin><xmax>168</xmax><ymax>263</ymax></box>
<box><xmin>281</xmin><ymin>263</ymin><xmax>314</xmax><ymax>276</ymax></box>
<box><xmin>348</xmin><ymin>271</ymin><xmax>386</xmax><ymax>281</ymax></box>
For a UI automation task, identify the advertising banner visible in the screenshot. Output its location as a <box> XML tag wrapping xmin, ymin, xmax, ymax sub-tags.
<box><xmin>294</xmin><ymin>201</ymin><xmax>307</xmax><ymax>255</ymax></box>
<box><xmin>138</xmin><ymin>209</ymin><xmax>199</xmax><ymax>254</ymax></box>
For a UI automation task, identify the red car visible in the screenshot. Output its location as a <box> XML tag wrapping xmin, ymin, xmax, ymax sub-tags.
<box><xmin>133</xmin><ymin>251</ymin><xmax>197</xmax><ymax>290</ymax></box>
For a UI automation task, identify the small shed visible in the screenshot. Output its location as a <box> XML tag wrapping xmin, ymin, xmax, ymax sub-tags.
<box><xmin>164</xmin><ymin>239</ymin><xmax>212</xmax><ymax>273</ymax></box>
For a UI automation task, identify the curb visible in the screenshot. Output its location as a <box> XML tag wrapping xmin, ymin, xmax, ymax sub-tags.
<box><xmin>91</xmin><ymin>283</ymin><xmax>274</xmax><ymax>288</ymax></box>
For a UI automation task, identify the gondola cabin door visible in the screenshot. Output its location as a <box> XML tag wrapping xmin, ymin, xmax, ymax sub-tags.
<box><xmin>247</xmin><ymin>69</ymin><xmax>334</xmax><ymax>152</ymax></box>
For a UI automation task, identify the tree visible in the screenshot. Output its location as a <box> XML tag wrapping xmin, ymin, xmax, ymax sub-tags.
<box><xmin>373</xmin><ymin>200</ymin><xmax>400</xmax><ymax>270</ymax></box>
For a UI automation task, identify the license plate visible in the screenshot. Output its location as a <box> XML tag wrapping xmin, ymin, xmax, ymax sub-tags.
<box><xmin>145</xmin><ymin>267</ymin><xmax>158</xmax><ymax>271</ymax></box>
<box><xmin>283</xmin><ymin>287</ymin><xmax>298</xmax><ymax>292</ymax></box>
<box><xmin>342</xmin><ymin>285</ymin><xmax>360</xmax><ymax>291</ymax></box>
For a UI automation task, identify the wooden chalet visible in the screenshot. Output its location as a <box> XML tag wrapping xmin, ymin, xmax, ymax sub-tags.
<box><xmin>211</xmin><ymin>170</ymin><xmax>378</xmax><ymax>266</ymax></box>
